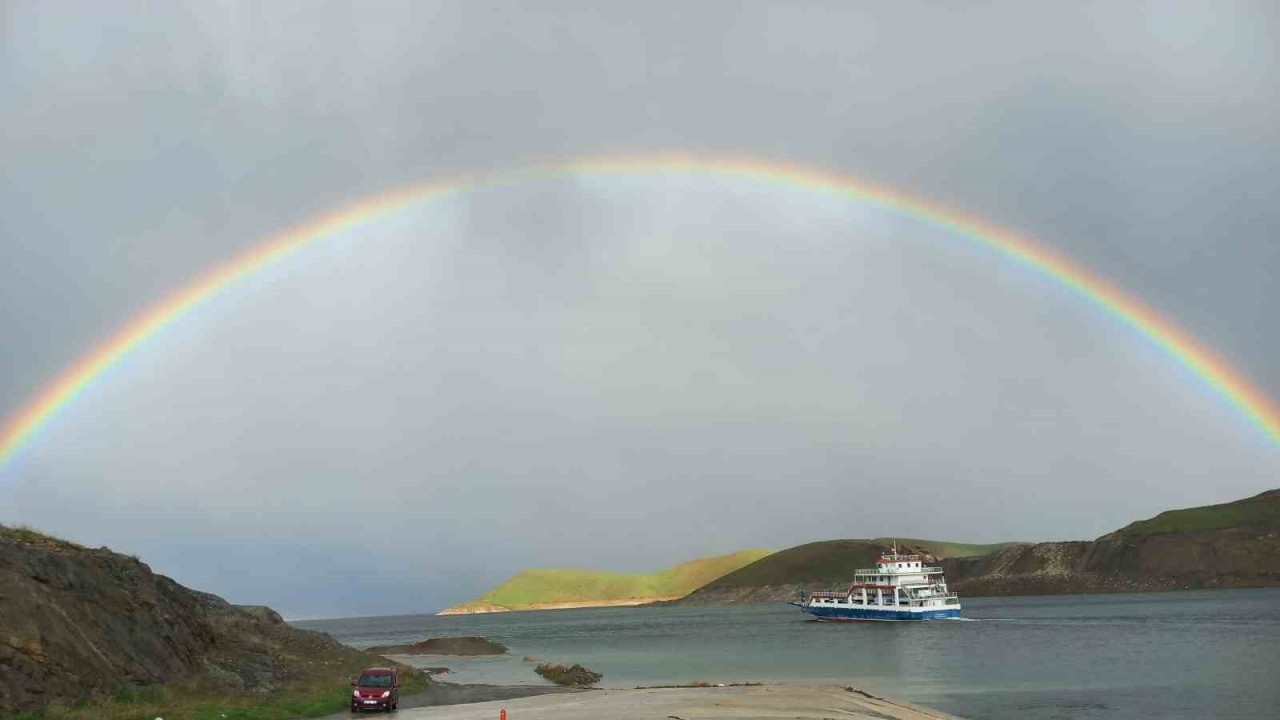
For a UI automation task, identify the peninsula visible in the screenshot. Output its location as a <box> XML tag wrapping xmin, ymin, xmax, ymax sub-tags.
<box><xmin>438</xmin><ymin>549</ymin><xmax>773</xmax><ymax>614</ymax></box>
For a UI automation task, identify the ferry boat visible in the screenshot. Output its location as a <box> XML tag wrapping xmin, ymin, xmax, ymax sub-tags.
<box><xmin>792</xmin><ymin>546</ymin><xmax>961</xmax><ymax>621</ymax></box>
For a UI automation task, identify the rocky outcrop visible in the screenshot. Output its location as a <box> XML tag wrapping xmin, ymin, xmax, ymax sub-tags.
<box><xmin>534</xmin><ymin>662</ymin><xmax>603</xmax><ymax>686</ymax></box>
<box><xmin>0</xmin><ymin>526</ymin><xmax>377</xmax><ymax>714</ymax></box>
<box><xmin>437</xmin><ymin>603</ymin><xmax>511</xmax><ymax>615</ymax></box>
<box><xmin>366</xmin><ymin>636</ymin><xmax>509</xmax><ymax>656</ymax></box>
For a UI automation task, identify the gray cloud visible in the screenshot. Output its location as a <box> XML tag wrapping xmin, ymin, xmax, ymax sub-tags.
<box><xmin>2</xmin><ymin>1</ymin><xmax>1278</xmax><ymax>617</ymax></box>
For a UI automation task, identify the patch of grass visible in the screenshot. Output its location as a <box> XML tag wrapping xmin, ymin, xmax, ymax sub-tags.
<box><xmin>1110</xmin><ymin>490</ymin><xmax>1280</xmax><ymax>536</ymax></box>
<box><xmin>870</xmin><ymin>538</ymin><xmax>1018</xmax><ymax>559</ymax></box>
<box><xmin>0</xmin><ymin>524</ymin><xmax>85</xmax><ymax>551</ymax></box>
<box><xmin>13</xmin><ymin>661</ymin><xmax>427</xmax><ymax>720</ymax></box>
<box><xmin>695</xmin><ymin>540</ymin><xmax>888</xmax><ymax>589</ymax></box>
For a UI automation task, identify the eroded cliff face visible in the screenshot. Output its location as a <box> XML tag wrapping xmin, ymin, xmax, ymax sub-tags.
<box><xmin>0</xmin><ymin>529</ymin><xmax>364</xmax><ymax>714</ymax></box>
<box><xmin>943</xmin><ymin>525</ymin><xmax>1280</xmax><ymax>596</ymax></box>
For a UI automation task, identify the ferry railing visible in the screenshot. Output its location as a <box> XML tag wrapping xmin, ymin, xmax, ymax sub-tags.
<box><xmin>854</xmin><ymin>567</ymin><xmax>943</xmax><ymax>575</ymax></box>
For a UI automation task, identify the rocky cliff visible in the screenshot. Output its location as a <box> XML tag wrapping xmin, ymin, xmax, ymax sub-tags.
<box><xmin>944</xmin><ymin>490</ymin><xmax>1280</xmax><ymax>595</ymax></box>
<box><xmin>0</xmin><ymin>526</ymin><xmax>393</xmax><ymax>715</ymax></box>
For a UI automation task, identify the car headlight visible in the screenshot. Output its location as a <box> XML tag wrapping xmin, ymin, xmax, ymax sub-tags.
<box><xmin>381</xmin><ymin>690</ymin><xmax>391</xmax><ymax>698</ymax></box>
<box><xmin>353</xmin><ymin>689</ymin><xmax>361</xmax><ymax>697</ymax></box>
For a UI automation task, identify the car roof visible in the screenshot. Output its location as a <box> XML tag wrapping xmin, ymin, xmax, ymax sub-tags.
<box><xmin>361</xmin><ymin>667</ymin><xmax>395</xmax><ymax>674</ymax></box>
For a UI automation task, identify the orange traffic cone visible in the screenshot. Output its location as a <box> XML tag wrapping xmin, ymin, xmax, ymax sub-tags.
<box><xmin>500</xmin><ymin>708</ymin><xmax>507</xmax><ymax>720</ymax></box>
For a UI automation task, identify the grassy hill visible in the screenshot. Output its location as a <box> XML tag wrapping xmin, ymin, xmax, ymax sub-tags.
<box><xmin>442</xmin><ymin>549</ymin><xmax>774</xmax><ymax>613</ymax></box>
<box><xmin>949</xmin><ymin>489</ymin><xmax>1280</xmax><ymax>596</ymax></box>
<box><xmin>1106</xmin><ymin>490</ymin><xmax>1280</xmax><ymax>537</ymax></box>
<box><xmin>689</xmin><ymin>538</ymin><xmax>1011</xmax><ymax>595</ymax></box>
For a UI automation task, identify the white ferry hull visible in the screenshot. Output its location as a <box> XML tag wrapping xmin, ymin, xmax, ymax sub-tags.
<box><xmin>798</xmin><ymin>602</ymin><xmax>961</xmax><ymax>622</ymax></box>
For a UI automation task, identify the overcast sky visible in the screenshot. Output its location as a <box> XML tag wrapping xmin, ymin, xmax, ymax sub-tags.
<box><xmin>2</xmin><ymin>1</ymin><xmax>1278</xmax><ymax>618</ymax></box>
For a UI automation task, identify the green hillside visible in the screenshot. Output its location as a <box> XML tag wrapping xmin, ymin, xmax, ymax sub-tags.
<box><xmin>445</xmin><ymin>549</ymin><xmax>774</xmax><ymax>611</ymax></box>
<box><xmin>695</xmin><ymin>538</ymin><xmax>1012</xmax><ymax>591</ymax></box>
<box><xmin>871</xmin><ymin>537</ymin><xmax>1016</xmax><ymax>559</ymax></box>
<box><xmin>1108</xmin><ymin>489</ymin><xmax>1280</xmax><ymax>537</ymax></box>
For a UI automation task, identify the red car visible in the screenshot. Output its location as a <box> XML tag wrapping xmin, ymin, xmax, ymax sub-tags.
<box><xmin>351</xmin><ymin>667</ymin><xmax>400</xmax><ymax>713</ymax></box>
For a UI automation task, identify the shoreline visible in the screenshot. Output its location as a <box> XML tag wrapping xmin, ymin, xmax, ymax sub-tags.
<box><xmin>438</xmin><ymin>596</ymin><xmax>685</xmax><ymax>615</ymax></box>
<box><xmin>384</xmin><ymin>682</ymin><xmax>964</xmax><ymax>719</ymax></box>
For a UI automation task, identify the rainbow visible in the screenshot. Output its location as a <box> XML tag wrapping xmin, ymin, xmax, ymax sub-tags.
<box><xmin>2</xmin><ymin>151</ymin><xmax>1278</xmax><ymax>471</ymax></box>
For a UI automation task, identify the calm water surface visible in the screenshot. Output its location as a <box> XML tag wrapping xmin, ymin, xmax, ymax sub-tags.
<box><xmin>295</xmin><ymin>588</ymin><xmax>1280</xmax><ymax>719</ymax></box>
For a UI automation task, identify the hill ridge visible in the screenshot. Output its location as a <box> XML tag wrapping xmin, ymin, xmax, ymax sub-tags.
<box><xmin>1102</xmin><ymin>489</ymin><xmax>1280</xmax><ymax>538</ymax></box>
<box><xmin>675</xmin><ymin>490</ymin><xmax>1280</xmax><ymax>604</ymax></box>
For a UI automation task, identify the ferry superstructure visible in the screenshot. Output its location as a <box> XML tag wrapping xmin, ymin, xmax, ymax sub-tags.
<box><xmin>793</xmin><ymin>547</ymin><xmax>961</xmax><ymax>621</ymax></box>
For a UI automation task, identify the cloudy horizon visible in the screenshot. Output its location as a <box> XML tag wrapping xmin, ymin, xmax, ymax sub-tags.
<box><xmin>3</xmin><ymin>1</ymin><xmax>1278</xmax><ymax>618</ymax></box>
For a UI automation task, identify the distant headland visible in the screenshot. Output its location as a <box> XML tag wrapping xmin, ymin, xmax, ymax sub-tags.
<box><xmin>441</xmin><ymin>489</ymin><xmax>1280</xmax><ymax>612</ymax></box>
<box><xmin>436</xmin><ymin>549</ymin><xmax>774</xmax><ymax>614</ymax></box>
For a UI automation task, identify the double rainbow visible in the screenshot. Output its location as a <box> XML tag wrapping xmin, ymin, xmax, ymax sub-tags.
<box><xmin>2</xmin><ymin>152</ymin><xmax>1277</xmax><ymax>470</ymax></box>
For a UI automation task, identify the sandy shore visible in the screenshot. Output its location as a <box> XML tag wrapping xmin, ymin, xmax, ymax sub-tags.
<box><xmin>389</xmin><ymin>683</ymin><xmax>964</xmax><ymax>720</ymax></box>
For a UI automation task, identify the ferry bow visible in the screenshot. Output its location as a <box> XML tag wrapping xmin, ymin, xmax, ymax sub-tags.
<box><xmin>793</xmin><ymin>546</ymin><xmax>961</xmax><ymax>621</ymax></box>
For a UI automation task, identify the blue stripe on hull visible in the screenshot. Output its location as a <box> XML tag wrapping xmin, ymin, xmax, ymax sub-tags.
<box><xmin>802</xmin><ymin>605</ymin><xmax>961</xmax><ymax>622</ymax></box>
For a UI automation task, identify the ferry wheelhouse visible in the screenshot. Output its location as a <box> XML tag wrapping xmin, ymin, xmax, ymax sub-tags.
<box><xmin>793</xmin><ymin>547</ymin><xmax>961</xmax><ymax>621</ymax></box>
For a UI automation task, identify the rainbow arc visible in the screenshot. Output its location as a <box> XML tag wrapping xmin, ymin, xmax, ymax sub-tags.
<box><xmin>2</xmin><ymin>152</ymin><xmax>1277</xmax><ymax>470</ymax></box>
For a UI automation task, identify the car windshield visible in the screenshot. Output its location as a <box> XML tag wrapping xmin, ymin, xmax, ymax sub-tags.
<box><xmin>359</xmin><ymin>673</ymin><xmax>392</xmax><ymax>688</ymax></box>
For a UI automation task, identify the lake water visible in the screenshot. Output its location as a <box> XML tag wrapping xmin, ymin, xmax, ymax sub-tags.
<box><xmin>295</xmin><ymin>588</ymin><xmax>1280</xmax><ymax>719</ymax></box>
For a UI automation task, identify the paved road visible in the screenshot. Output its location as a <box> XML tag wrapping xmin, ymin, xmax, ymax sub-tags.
<box><xmin>387</xmin><ymin>684</ymin><xmax>965</xmax><ymax>720</ymax></box>
<box><xmin>324</xmin><ymin>679</ymin><xmax>579</xmax><ymax>719</ymax></box>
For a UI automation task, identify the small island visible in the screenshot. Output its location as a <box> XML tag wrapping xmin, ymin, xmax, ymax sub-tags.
<box><xmin>366</xmin><ymin>635</ymin><xmax>509</xmax><ymax>656</ymax></box>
